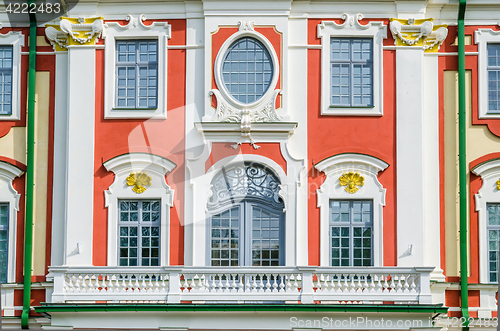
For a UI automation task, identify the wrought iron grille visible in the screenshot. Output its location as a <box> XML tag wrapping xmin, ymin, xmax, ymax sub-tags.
<box><xmin>208</xmin><ymin>162</ymin><xmax>283</xmax><ymax>209</ymax></box>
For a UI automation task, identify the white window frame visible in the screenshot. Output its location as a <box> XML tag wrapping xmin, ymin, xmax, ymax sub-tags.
<box><xmin>103</xmin><ymin>153</ymin><xmax>176</xmax><ymax>266</ymax></box>
<box><xmin>317</xmin><ymin>14</ymin><xmax>386</xmax><ymax>116</ymax></box>
<box><xmin>314</xmin><ymin>153</ymin><xmax>388</xmax><ymax>267</ymax></box>
<box><xmin>0</xmin><ymin>161</ymin><xmax>23</xmax><ymax>283</ymax></box>
<box><xmin>103</xmin><ymin>16</ymin><xmax>171</xmax><ymax>119</ymax></box>
<box><xmin>471</xmin><ymin>158</ymin><xmax>500</xmax><ymax>283</ymax></box>
<box><xmin>0</xmin><ymin>31</ymin><xmax>24</xmax><ymax>121</ymax></box>
<box><xmin>476</xmin><ymin>29</ymin><xmax>500</xmax><ymax>119</ymax></box>
<box><xmin>214</xmin><ymin>29</ymin><xmax>280</xmax><ymax>111</ymax></box>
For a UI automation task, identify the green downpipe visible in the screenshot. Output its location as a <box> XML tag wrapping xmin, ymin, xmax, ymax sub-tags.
<box><xmin>458</xmin><ymin>0</ymin><xmax>469</xmax><ymax>329</ymax></box>
<box><xmin>21</xmin><ymin>2</ymin><xmax>37</xmax><ymax>329</ymax></box>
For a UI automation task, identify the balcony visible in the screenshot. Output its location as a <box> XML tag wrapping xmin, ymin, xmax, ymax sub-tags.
<box><xmin>48</xmin><ymin>266</ymin><xmax>433</xmax><ymax>305</ymax></box>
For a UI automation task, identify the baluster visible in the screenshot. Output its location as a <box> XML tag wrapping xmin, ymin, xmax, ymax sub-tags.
<box><xmin>278</xmin><ymin>274</ymin><xmax>285</xmax><ymax>293</ymax></box>
<box><xmin>231</xmin><ymin>274</ymin><xmax>237</xmax><ymax>293</ymax></box>
<box><xmin>357</xmin><ymin>274</ymin><xmax>363</xmax><ymax>293</ymax></box>
<box><xmin>244</xmin><ymin>274</ymin><xmax>251</xmax><ymax>293</ymax></box>
<box><xmin>238</xmin><ymin>274</ymin><xmax>245</xmax><ymax>293</ymax></box>
<box><xmin>224</xmin><ymin>273</ymin><xmax>231</xmax><ymax>292</ymax></box>
<box><xmin>409</xmin><ymin>274</ymin><xmax>417</xmax><ymax>293</ymax></box>
<box><xmin>161</xmin><ymin>274</ymin><xmax>167</xmax><ymax>292</ymax></box>
<box><xmin>67</xmin><ymin>274</ymin><xmax>75</xmax><ymax>293</ymax></box>
<box><xmin>286</xmin><ymin>275</ymin><xmax>292</xmax><ymax>292</ymax></box>
<box><xmin>209</xmin><ymin>274</ymin><xmax>216</xmax><ymax>293</ymax></box>
<box><xmin>349</xmin><ymin>274</ymin><xmax>356</xmax><ymax>293</ymax></box>
<box><xmin>140</xmin><ymin>274</ymin><xmax>147</xmax><ymax>292</ymax></box>
<box><xmin>127</xmin><ymin>274</ymin><xmax>135</xmax><ymax>293</ymax></box>
<box><xmin>330</xmin><ymin>274</ymin><xmax>336</xmax><ymax>293</ymax></box>
<box><xmin>363</xmin><ymin>274</ymin><xmax>369</xmax><ymax>292</ymax></box>
<box><xmin>396</xmin><ymin>274</ymin><xmax>403</xmax><ymax>293</ymax></box>
<box><xmin>272</xmin><ymin>274</ymin><xmax>279</xmax><ymax>293</ymax></box>
<box><xmin>384</xmin><ymin>274</ymin><xmax>391</xmax><ymax>293</ymax></box>
<box><xmin>376</xmin><ymin>274</ymin><xmax>383</xmax><ymax>293</ymax></box>
<box><xmin>216</xmin><ymin>273</ymin><xmax>223</xmax><ymax>293</ymax></box>
<box><xmin>265</xmin><ymin>274</ymin><xmax>272</xmax><ymax>293</ymax></box>
<box><xmin>153</xmin><ymin>274</ymin><xmax>160</xmax><ymax>293</ymax></box>
<box><xmin>258</xmin><ymin>274</ymin><xmax>266</xmax><ymax>292</ymax></box>
<box><xmin>315</xmin><ymin>274</ymin><xmax>321</xmax><ymax>293</ymax></box>
<box><xmin>82</xmin><ymin>274</ymin><xmax>89</xmax><ymax>293</ymax></box>
<box><xmin>147</xmin><ymin>274</ymin><xmax>154</xmax><ymax>293</ymax></box>
<box><xmin>293</xmin><ymin>274</ymin><xmax>299</xmax><ymax>293</ymax></box>
<box><xmin>342</xmin><ymin>274</ymin><xmax>349</xmax><ymax>292</ymax></box>
<box><xmin>251</xmin><ymin>274</ymin><xmax>258</xmax><ymax>292</ymax></box>
<box><xmin>403</xmin><ymin>274</ymin><xmax>410</xmax><ymax>293</ymax></box>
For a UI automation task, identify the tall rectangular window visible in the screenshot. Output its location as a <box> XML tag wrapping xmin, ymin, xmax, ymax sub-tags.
<box><xmin>330</xmin><ymin>200</ymin><xmax>373</xmax><ymax>267</ymax></box>
<box><xmin>0</xmin><ymin>203</ymin><xmax>9</xmax><ymax>283</ymax></box>
<box><xmin>330</xmin><ymin>38</ymin><xmax>373</xmax><ymax>107</ymax></box>
<box><xmin>118</xmin><ymin>200</ymin><xmax>160</xmax><ymax>266</ymax></box>
<box><xmin>488</xmin><ymin>44</ymin><xmax>500</xmax><ymax>113</ymax></box>
<box><xmin>0</xmin><ymin>46</ymin><xmax>13</xmax><ymax>115</ymax></box>
<box><xmin>488</xmin><ymin>203</ymin><xmax>500</xmax><ymax>283</ymax></box>
<box><xmin>115</xmin><ymin>40</ymin><xmax>158</xmax><ymax>109</ymax></box>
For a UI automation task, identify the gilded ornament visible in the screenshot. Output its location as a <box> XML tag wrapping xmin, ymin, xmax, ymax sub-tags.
<box><xmin>497</xmin><ymin>179</ymin><xmax>500</xmax><ymax>190</ymax></box>
<box><xmin>339</xmin><ymin>172</ymin><xmax>364</xmax><ymax>193</ymax></box>
<box><xmin>126</xmin><ymin>172</ymin><xmax>152</xmax><ymax>194</ymax></box>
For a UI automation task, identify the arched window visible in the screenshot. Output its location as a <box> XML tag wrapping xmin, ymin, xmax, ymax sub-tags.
<box><xmin>221</xmin><ymin>37</ymin><xmax>273</xmax><ymax>104</ymax></box>
<box><xmin>207</xmin><ymin>162</ymin><xmax>284</xmax><ymax>266</ymax></box>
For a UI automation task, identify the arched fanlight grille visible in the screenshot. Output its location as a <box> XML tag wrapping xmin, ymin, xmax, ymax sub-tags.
<box><xmin>208</xmin><ymin>162</ymin><xmax>283</xmax><ymax>209</ymax></box>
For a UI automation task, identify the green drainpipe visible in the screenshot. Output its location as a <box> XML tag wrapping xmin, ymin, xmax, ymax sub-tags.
<box><xmin>458</xmin><ymin>0</ymin><xmax>469</xmax><ymax>329</ymax></box>
<box><xmin>22</xmin><ymin>2</ymin><xmax>36</xmax><ymax>329</ymax></box>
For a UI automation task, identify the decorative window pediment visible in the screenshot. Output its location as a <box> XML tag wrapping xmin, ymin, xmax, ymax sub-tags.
<box><xmin>317</xmin><ymin>14</ymin><xmax>386</xmax><ymax>116</ymax></box>
<box><xmin>103</xmin><ymin>153</ymin><xmax>176</xmax><ymax>266</ymax></box>
<box><xmin>314</xmin><ymin>153</ymin><xmax>388</xmax><ymax>267</ymax></box>
<box><xmin>199</xmin><ymin>21</ymin><xmax>296</xmax><ymax>149</ymax></box>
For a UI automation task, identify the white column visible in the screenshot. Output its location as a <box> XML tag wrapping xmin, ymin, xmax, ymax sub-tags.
<box><xmin>184</xmin><ymin>14</ymin><xmax>205</xmax><ymax>266</ymax></box>
<box><xmin>51</xmin><ymin>52</ymin><xmax>68</xmax><ymax>267</ymax></box>
<box><xmin>396</xmin><ymin>47</ymin><xmax>425</xmax><ymax>267</ymax></box>
<box><xmin>288</xmin><ymin>15</ymin><xmax>308</xmax><ymax>266</ymax></box>
<box><xmin>64</xmin><ymin>46</ymin><xmax>96</xmax><ymax>265</ymax></box>
<box><xmin>423</xmin><ymin>53</ymin><xmax>444</xmax><ymax>279</ymax></box>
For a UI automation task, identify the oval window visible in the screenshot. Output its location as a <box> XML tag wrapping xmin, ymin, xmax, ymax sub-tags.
<box><xmin>221</xmin><ymin>37</ymin><xmax>274</xmax><ymax>104</ymax></box>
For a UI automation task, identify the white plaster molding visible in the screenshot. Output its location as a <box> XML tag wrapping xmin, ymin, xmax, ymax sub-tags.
<box><xmin>45</xmin><ymin>17</ymin><xmax>104</xmax><ymax>50</ymax></box>
<box><xmin>389</xmin><ymin>19</ymin><xmax>448</xmax><ymax>52</ymax></box>
<box><xmin>195</xmin><ymin>121</ymin><xmax>297</xmax><ymax>150</ymax></box>
<box><xmin>471</xmin><ymin>158</ymin><xmax>500</xmax><ymax>283</ymax></box>
<box><xmin>103</xmin><ymin>153</ymin><xmax>176</xmax><ymax>266</ymax></box>
<box><xmin>475</xmin><ymin>29</ymin><xmax>500</xmax><ymax>119</ymax></box>
<box><xmin>0</xmin><ymin>161</ymin><xmax>23</xmax><ymax>283</ymax></box>
<box><xmin>314</xmin><ymin>153</ymin><xmax>389</xmax><ymax>267</ymax></box>
<box><xmin>186</xmin><ymin>149</ymin><xmax>304</xmax><ymax>267</ymax></box>
<box><xmin>317</xmin><ymin>14</ymin><xmax>386</xmax><ymax>116</ymax></box>
<box><xmin>102</xmin><ymin>15</ymin><xmax>171</xmax><ymax>119</ymax></box>
<box><xmin>208</xmin><ymin>21</ymin><xmax>283</xmax><ymax>134</ymax></box>
<box><xmin>0</xmin><ymin>30</ymin><xmax>24</xmax><ymax>121</ymax></box>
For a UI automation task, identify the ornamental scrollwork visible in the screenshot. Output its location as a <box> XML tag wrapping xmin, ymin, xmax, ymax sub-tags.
<box><xmin>389</xmin><ymin>18</ymin><xmax>448</xmax><ymax>52</ymax></box>
<box><xmin>339</xmin><ymin>172</ymin><xmax>364</xmax><ymax>193</ymax></box>
<box><xmin>208</xmin><ymin>163</ymin><xmax>283</xmax><ymax>209</ymax></box>
<box><xmin>45</xmin><ymin>16</ymin><xmax>104</xmax><ymax>51</ymax></box>
<box><xmin>497</xmin><ymin>178</ymin><xmax>500</xmax><ymax>190</ymax></box>
<box><xmin>126</xmin><ymin>172</ymin><xmax>152</xmax><ymax>194</ymax></box>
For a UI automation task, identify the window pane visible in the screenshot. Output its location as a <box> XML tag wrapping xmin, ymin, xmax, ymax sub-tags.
<box><xmin>251</xmin><ymin>206</ymin><xmax>281</xmax><ymax>266</ymax></box>
<box><xmin>118</xmin><ymin>200</ymin><xmax>160</xmax><ymax>266</ymax></box>
<box><xmin>115</xmin><ymin>40</ymin><xmax>158</xmax><ymax>109</ymax></box>
<box><xmin>488</xmin><ymin>203</ymin><xmax>500</xmax><ymax>283</ymax></box>
<box><xmin>211</xmin><ymin>206</ymin><xmax>240</xmax><ymax>266</ymax></box>
<box><xmin>0</xmin><ymin>46</ymin><xmax>13</xmax><ymax>115</ymax></box>
<box><xmin>330</xmin><ymin>200</ymin><xmax>373</xmax><ymax>266</ymax></box>
<box><xmin>221</xmin><ymin>37</ymin><xmax>273</xmax><ymax>104</ymax></box>
<box><xmin>330</xmin><ymin>38</ymin><xmax>372</xmax><ymax>107</ymax></box>
<box><xmin>0</xmin><ymin>203</ymin><xmax>8</xmax><ymax>283</ymax></box>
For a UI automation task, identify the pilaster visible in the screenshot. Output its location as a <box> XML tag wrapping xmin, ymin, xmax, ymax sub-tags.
<box><xmin>46</xmin><ymin>17</ymin><xmax>104</xmax><ymax>266</ymax></box>
<box><xmin>390</xmin><ymin>18</ymin><xmax>448</xmax><ymax>269</ymax></box>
